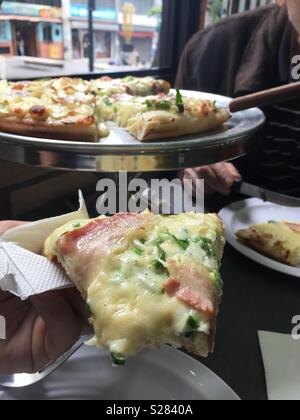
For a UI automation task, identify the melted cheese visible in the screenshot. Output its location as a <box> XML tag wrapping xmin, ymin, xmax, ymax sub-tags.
<box><xmin>237</xmin><ymin>221</ymin><xmax>300</xmax><ymax>266</ymax></box>
<box><xmin>0</xmin><ymin>79</ymin><xmax>96</xmax><ymax>125</ymax></box>
<box><xmin>252</xmin><ymin>222</ymin><xmax>300</xmax><ymax>247</ymax></box>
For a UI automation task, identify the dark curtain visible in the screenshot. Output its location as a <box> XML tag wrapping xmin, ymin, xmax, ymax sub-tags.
<box><xmin>158</xmin><ymin>0</ymin><xmax>202</xmax><ymax>78</ymax></box>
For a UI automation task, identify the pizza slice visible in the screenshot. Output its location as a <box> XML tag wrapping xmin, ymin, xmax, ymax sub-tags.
<box><xmin>92</xmin><ymin>76</ymin><xmax>171</xmax><ymax>97</ymax></box>
<box><xmin>44</xmin><ymin>212</ymin><xmax>225</xmax><ymax>364</ymax></box>
<box><xmin>0</xmin><ymin>78</ymin><xmax>108</xmax><ymax>142</ymax></box>
<box><xmin>236</xmin><ymin>221</ymin><xmax>300</xmax><ymax>266</ymax></box>
<box><xmin>96</xmin><ymin>93</ymin><xmax>143</xmax><ymax>125</ymax></box>
<box><xmin>100</xmin><ymin>90</ymin><xmax>229</xmax><ymax>142</ymax></box>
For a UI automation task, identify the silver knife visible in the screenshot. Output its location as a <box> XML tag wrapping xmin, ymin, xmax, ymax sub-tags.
<box><xmin>232</xmin><ymin>181</ymin><xmax>300</xmax><ymax>208</ymax></box>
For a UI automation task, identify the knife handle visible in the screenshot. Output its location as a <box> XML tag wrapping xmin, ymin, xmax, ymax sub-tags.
<box><xmin>229</xmin><ymin>81</ymin><xmax>300</xmax><ymax>113</ymax></box>
<box><xmin>231</xmin><ymin>180</ymin><xmax>243</xmax><ymax>194</ymax></box>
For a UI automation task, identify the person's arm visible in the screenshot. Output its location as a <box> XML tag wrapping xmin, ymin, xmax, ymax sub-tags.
<box><xmin>0</xmin><ymin>220</ymin><xmax>26</xmax><ymax>236</ymax></box>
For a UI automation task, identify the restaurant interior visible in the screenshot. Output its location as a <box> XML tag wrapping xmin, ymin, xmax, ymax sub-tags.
<box><xmin>0</xmin><ymin>0</ymin><xmax>300</xmax><ymax>402</ymax></box>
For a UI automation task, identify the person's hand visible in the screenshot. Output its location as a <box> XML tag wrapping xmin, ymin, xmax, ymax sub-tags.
<box><xmin>0</xmin><ymin>289</ymin><xmax>91</xmax><ymax>375</ymax></box>
<box><xmin>0</xmin><ymin>221</ymin><xmax>92</xmax><ymax>375</ymax></box>
<box><xmin>0</xmin><ymin>220</ymin><xmax>26</xmax><ymax>236</ymax></box>
<box><xmin>184</xmin><ymin>162</ymin><xmax>241</xmax><ymax>196</ymax></box>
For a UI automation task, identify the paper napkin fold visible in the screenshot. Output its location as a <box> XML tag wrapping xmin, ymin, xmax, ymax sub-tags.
<box><xmin>0</xmin><ymin>191</ymin><xmax>88</xmax><ymax>300</ymax></box>
<box><xmin>259</xmin><ymin>331</ymin><xmax>300</xmax><ymax>401</ymax></box>
<box><xmin>1</xmin><ymin>191</ymin><xmax>88</xmax><ymax>254</ymax></box>
<box><xmin>0</xmin><ymin>241</ymin><xmax>72</xmax><ymax>300</ymax></box>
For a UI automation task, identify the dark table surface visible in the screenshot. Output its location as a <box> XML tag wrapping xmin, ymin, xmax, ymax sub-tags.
<box><xmin>201</xmin><ymin>233</ymin><xmax>300</xmax><ymax>401</ymax></box>
<box><xmin>21</xmin><ymin>192</ymin><xmax>300</xmax><ymax>401</ymax></box>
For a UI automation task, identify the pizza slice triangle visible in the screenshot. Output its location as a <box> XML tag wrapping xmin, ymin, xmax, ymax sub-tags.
<box><xmin>44</xmin><ymin>211</ymin><xmax>225</xmax><ymax>364</ymax></box>
<box><xmin>236</xmin><ymin>221</ymin><xmax>300</xmax><ymax>267</ymax></box>
<box><xmin>96</xmin><ymin>89</ymin><xmax>230</xmax><ymax>142</ymax></box>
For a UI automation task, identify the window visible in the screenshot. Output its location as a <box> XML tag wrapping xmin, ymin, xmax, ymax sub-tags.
<box><xmin>43</xmin><ymin>25</ymin><xmax>53</xmax><ymax>43</ymax></box>
<box><xmin>0</xmin><ymin>0</ymin><xmax>202</xmax><ymax>81</ymax></box>
<box><xmin>94</xmin><ymin>31</ymin><xmax>111</xmax><ymax>59</ymax></box>
<box><xmin>205</xmin><ymin>0</ymin><xmax>276</xmax><ymax>25</ymax></box>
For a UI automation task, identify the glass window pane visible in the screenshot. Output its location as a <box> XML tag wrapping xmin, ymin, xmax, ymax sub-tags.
<box><xmin>0</xmin><ymin>0</ymin><xmax>165</xmax><ymax>79</ymax></box>
<box><xmin>205</xmin><ymin>0</ymin><xmax>275</xmax><ymax>27</ymax></box>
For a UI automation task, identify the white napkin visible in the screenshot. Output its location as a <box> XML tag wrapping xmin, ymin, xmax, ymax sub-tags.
<box><xmin>0</xmin><ymin>191</ymin><xmax>89</xmax><ymax>300</ymax></box>
<box><xmin>1</xmin><ymin>191</ymin><xmax>88</xmax><ymax>255</ymax></box>
<box><xmin>258</xmin><ymin>331</ymin><xmax>300</xmax><ymax>400</ymax></box>
<box><xmin>0</xmin><ymin>241</ymin><xmax>71</xmax><ymax>300</ymax></box>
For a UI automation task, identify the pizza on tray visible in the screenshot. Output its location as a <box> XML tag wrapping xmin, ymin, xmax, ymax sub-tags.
<box><xmin>44</xmin><ymin>211</ymin><xmax>225</xmax><ymax>364</ymax></box>
<box><xmin>0</xmin><ymin>76</ymin><xmax>230</xmax><ymax>143</ymax></box>
<box><xmin>236</xmin><ymin>221</ymin><xmax>300</xmax><ymax>267</ymax></box>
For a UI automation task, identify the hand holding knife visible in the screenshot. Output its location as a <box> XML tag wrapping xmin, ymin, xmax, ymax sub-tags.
<box><xmin>232</xmin><ymin>181</ymin><xmax>300</xmax><ymax>208</ymax></box>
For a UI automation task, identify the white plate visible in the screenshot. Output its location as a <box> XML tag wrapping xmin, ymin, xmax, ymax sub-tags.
<box><xmin>219</xmin><ymin>198</ymin><xmax>300</xmax><ymax>278</ymax></box>
<box><xmin>0</xmin><ymin>345</ymin><xmax>239</xmax><ymax>401</ymax></box>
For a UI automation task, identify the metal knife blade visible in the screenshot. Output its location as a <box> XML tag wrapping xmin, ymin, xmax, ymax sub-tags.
<box><xmin>232</xmin><ymin>181</ymin><xmax>300</xmax><ymax>208</ymax></box>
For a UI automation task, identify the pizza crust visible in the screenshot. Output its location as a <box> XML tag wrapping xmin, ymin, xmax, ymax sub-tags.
<box><xmin>0</xmin><ymin>116</ymin><xmax>98</xmax><ymax>142</ymax></box>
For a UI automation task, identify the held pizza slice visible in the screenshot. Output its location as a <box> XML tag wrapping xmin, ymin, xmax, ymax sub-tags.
<box><xmin>44</xmin><ymin>212</ymin><xmax>225</xmax><ymax>364</ymax></box>
<box><xmin>236</xmin><ymin>221</ymin><xmax>300</xmax><ymax>267</ymax></box>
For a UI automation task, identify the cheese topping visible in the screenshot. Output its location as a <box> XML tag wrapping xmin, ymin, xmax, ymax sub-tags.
<box><xmin>0</xmin><ymin>78</ymin><xmax>97</xmax><ymax>127</ymax></box>
<box><xmin>86</xmin><ymin>213</ymin><xmax>224</xmax><ymax>356</ymax></box>
<box><xmin>237</xmin><ymin>221</ymin><xmax>300</xmax><ymax>266</ymax></box>
<box><xmin>45</xmin><ymin>212</ymin><xmax>224</xmax><ymax>359</ymax></box>
<box><xmin>250</xmin><ymin>221</ymin><xmax>300</xmax><ymax>248</ymax></box>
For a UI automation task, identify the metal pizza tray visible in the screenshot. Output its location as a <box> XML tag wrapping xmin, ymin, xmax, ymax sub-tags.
<box><xmin>0</xmin><ymin>91</ymin><xmax>265</xmax><ymax>173</ymax></box>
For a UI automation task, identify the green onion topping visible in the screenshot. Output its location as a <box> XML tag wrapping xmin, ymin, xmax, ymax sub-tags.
<box><xmin>145</xmin><ymin>99</ymin><xmax>172</xmax><ymax>111</ymax></box>
<box><xmin>131</xmin><ymin>246</ymin><xmax>143</xmax><ymax>256</ymax></box>
<box><xmin>212</xmin><ymin>271</ymin><xmax>223</xmax><ymax>289</ymax></box>
<box><xmin>176</xmin><ymin>89</ymin><xmax>184</xmax><ymax>113</ymax></box>
<box><xmin>111</xmin><ymin>353</ymin><xmax>126</xmax><ymax>366</ymax></box>
<box><xmin>72</xmin><ymin>222</ymin><xmax>81</xmax><ymax>229</ymax></box>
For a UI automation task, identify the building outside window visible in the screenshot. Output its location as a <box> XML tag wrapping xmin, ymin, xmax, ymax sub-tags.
<box><xmin>0</xmin><ymin>0</ymin><xmax>63</xmax><ymax>59</ymax></box>
<box><xmin>205</xmin><ymin>0</ymin><xmax>275</xmax><ymax>26</ymax></box>
<box><xmin>221</xmin><ymin>0</ymin><xmax>274</xmax><ymax>16</ymax></box>
<box><xmin>118</xmin><ymin>0</ymin><xmax>162</xmax><ymax>66</ymax></box>
<box><xmin>69</xmin><ymin>0</ymin><xmax>118</xmax><ymax>62</ymax></box>
<box><xmin>0</xmin><ymin>0</ymin><xmax>163</xmax><ymax>78</ymax></box>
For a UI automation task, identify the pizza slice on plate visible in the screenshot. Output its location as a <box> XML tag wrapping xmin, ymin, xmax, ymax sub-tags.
<box><xmin>0</xmin><ymin>77</ymin><xmax>230</xmax><ymax>143</ymax></box>
<box><xmin>44</xmin><ymin>212</ymin><xmax>225</xmax><ymax>364</ymax></box>
<box><xmin>0</xmin><ymin>78</ymin><xmax>107</xmax><ymax>142</ymax></box>
<box><xmin>92</xmin><ymin>75</ymin><xmax>171</xmax><ymax>97</ymax></box>
<box><xmin>97</xmin><ymin>90</ymin><xmax>230</xmax><ymax>142</ymax></box>
<box><xmin>236</xmin><ymin>221</ymin><xmax>300</xmax><ymax>267</ymax></box>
